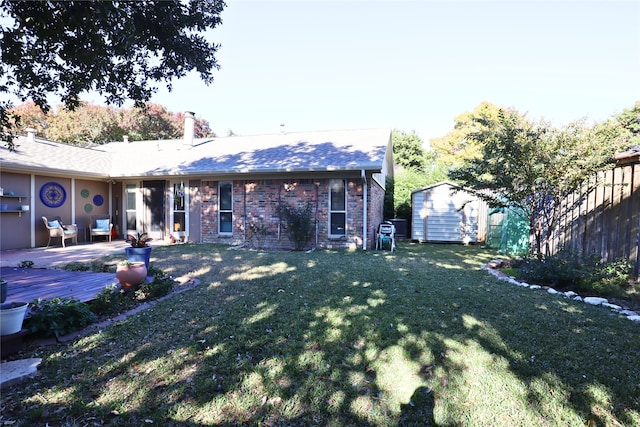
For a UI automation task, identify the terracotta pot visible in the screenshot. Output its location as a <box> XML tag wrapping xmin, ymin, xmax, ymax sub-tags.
<box><xmin>115</xmin><ymin>262</ymin><xmax>147</xmax><ymax>289</ymax></box>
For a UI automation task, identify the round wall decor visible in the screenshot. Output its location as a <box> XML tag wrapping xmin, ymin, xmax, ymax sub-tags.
<box><xmin>81</xmin><ymin>189</ymin><xmax>90</xmax><ymax>198</ymax></box>
<box><xmin>93</xmin><ymin>195</ymin><xmax>104</xmax><ymax>206</ymax></box>
<box><xmin>40</xmin><ymin>182</ymin><xmax>66</xmax><ymax>208</ymax></box>
<box><xmin>84</xmin><ymin>203</ymin><xmax>93</xmax><ymax>213</ymax></box>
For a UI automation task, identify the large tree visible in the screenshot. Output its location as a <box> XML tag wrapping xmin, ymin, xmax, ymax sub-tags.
<box><xmin>612</xmin><ymin>101</ymin><xmax>640</xmax><ymax>145</ymax></box>
<box><xmin>392</xmin><ymin>129</ymin><xmax>427</xmax><ymax>171</ymax></box>
<box><xmin>386</xmin><ymin>130</ymin><xmax>448</xmax><ymax>220</ymax></box>
<box><xmin>1</xmin><ymin>0</ymin><xmax>225</xmax><ymax>148</ymax></box>
<box><xmin>430</xmin><ymin>101</ymin><xmax>503</xmax><ymax>168</ymax></box>
<box><xmin>449</xmin><ymin>109</ymin><xmax>630</xmax><ymax>258</ymax></box>
<box><xmin>7</xmin><ymin>101</ymin><xmax>214</xmax><ymax>144</ymax></box>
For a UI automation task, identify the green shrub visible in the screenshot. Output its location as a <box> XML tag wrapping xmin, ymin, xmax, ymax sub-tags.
<box><xmin>515</xmin><ymin>251</ymin><xmax>598</xmax><ymax>287</ymax></box>
<box><xmin>92</xmin><ymin>269</ymin><xmax>175</xmax><ymax>316</ymax></box>
<box><xmin>61</xmin><ymin>262</ymin><xmax>91</xmax><ymax>271</ymax></box>
<box><xmin>91</xmin><ymin>284</ymin><xmax>136</xmax><ymax>317</ymax></box>
<box><xmin>579</xmin><ymin>257</ymin><xmax>634</xmax><ymax>296</ymax></box>
<box><xmin>26</xmin><ymin>297</ymin><xmax>96</xmax><ymax>338</ymax></box>
<box><xmin>515</xmin><ymin>252</ymin><xmax>634</xmax><ymax>298</ymax></box>
<box><xmin>90</xmin><ymin>260</ymin><xmax>115</xmax><ymax>273</ymax></box>
<box><xmin>135</xmin><ymin>271</ymin><xmax>175</xmax><ymax>300</ymax></box>
<box><xmin>62</xmin><ymin>261</ymin><xmax>115</xmax><ymax>272</ymax></box>
<box><xmin>247</xmin><ymin>220</ymin><xmax>270</xmax><ymax>249</ymax></box>
<box><xmin>277</xmin><ymin>201</ymin><xmax>314</xmax><ymax>251</ymax></box>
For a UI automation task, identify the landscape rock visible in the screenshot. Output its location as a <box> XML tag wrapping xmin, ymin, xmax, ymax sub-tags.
<box><xmin>628</xmin><ymin>315</ymin><xmax>640</xmax><ymax>323</ymax></box>
<box><xmin>584</xmin><ymin>297</ymin><xmax>608</xmax><ymax>306</ymax></box>
<box><xmin>602</xmin><ymin>303</ymin><xmax>622</xmax><ymax>311</ymax></box>
<box><xmin>487</xmin><ymin>259</ymin><xmax>507</xmax><ymax>269</ymax></box>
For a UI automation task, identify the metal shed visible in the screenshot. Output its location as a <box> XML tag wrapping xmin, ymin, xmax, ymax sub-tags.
<box><xmin>411</xmin><ymin>181</ymin><xmax>488</xmax><ymax>243</ymax></box>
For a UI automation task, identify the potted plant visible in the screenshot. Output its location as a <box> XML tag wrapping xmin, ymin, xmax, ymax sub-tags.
<box><xmin>1</xmin><ymin>301</ymin><xmax>29</xmax><ymax>336</ymax></box>
<box><xmin>125</xmin><ymin>232</ymin><xmax>153</xmax><ymax>270</ymax></box>
<box><xmin>115</xmin><ymin>260</ymin><xmax>148</xmax><ymax>289</ymax></box>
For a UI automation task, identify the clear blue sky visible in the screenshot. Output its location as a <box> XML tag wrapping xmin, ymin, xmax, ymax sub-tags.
<box><xmin>131</xmin><ymin>1</ymin><xmax>640</xmax><ymax>142</ymax></box>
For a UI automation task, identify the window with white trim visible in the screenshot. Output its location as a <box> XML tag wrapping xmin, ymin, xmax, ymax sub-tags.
<box><xmin>329</xmin><ymin>179</ymin><xmax>346</xmax><ymax>236</ymax></box>
<box><xmin>219</xmin><ymin>182</ymin><xmax>233</xmax><ymax>233</ymax></box>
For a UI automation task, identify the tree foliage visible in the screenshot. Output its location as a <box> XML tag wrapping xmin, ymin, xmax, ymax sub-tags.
<box><xmin>1</xmin><ymin>0</ymin><xmax>225</xmax><ymax>148</ymax></box>
<box><xmin>430</xmin><ymin>101</ymin><xmax>503</xmax><ymax>168</ymax></box>
<box><xmin>449</xmin><ymin>109</ymin><xmax>630</xmax><ymax>258</ymax></box>
<box><xmin>389</xmin><ymin>129</ymin><xmax>448</xmax><ymax>220</ymax></box>
<box><xmin>392</xmin><ymin>129</ymin><xmax>427</xmax><ymax>171</ymax></box>
<box><xmin>611</xmin><ymin>101</ymin><xmax>640</xmax><ymax>145</ymax></box>
<box><xmin>390</xmin><ymin>166</ymin><xmax>448</xmax><ymax>220</ymax></box>
<box><xmin>7</xmin><ymin>102</ymin><xmax>213</xmax><ymax>145</ymax></box>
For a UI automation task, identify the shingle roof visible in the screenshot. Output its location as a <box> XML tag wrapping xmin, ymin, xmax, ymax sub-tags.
<box><xmin>1</xmin><ymin>138</ymin><xmax>112</xmax><ymax>177</ymax></box>
<box><xmin>2</xmin><ymin>128</ymin><xmax>391</xmax><ymax>178</ymax></box>
<box><xmin>104</xmin><ymin>128</ymin><xmax>391</xmax><ymax>177</ymax></box>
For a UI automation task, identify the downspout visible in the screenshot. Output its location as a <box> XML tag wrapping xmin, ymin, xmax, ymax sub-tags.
<box><xmin>361</xmin><ymin>169</ymin><xmax>367</xmax><ymax>250</ymax></box>
<box><xmin>277</xmin><ymin>184</ymin><xmax>281</xmax><ymax>241</ymax></box>
<box><xmin>315</xmin><ymin>183</ymin><xmax>319</xmax><ymax>248</ymax></box>
<box><xmin>243</xmin><ymin>181</ymin><xmax>247</xmax><ymax>244</ymax></box>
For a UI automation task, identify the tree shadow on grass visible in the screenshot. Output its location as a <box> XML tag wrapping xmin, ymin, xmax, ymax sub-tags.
<box><xmin>3</xmin><ymin>242</ymin><xmax>639</xmax><ymax>426</ymax></box>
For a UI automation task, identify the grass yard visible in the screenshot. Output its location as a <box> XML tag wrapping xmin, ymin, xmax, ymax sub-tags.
<box><xmin>2</xmin><ymin>242</ymin><xmax>639</xmax><ymax>426</ymax></box>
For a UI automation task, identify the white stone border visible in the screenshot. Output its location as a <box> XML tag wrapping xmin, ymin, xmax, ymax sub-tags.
<box><xmin>482</xmin><ymin>260</ymin><xmax>640</xmax><ymax>324</ymax></box>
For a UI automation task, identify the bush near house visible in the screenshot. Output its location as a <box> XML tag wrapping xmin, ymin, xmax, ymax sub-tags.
<box><xmin>276</xmin><ymin>201</ymin><xmax>314</xmax><ymax>251</ymax></box>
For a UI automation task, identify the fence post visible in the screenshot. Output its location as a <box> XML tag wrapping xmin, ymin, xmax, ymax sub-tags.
<box><xmin>634</xmin><ymin>214</ymin><xmax>640</xmax><ymax>281</ymax></box>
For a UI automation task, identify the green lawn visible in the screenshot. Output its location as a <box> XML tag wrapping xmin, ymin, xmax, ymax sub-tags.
<box><xmin>2</xmin><ymin>242</ymin><xmax>639</xmax><ymax>426</ymax></box>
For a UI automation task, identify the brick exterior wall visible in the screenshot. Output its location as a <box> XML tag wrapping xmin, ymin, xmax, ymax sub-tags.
<box><xmin>368</xmin><ymin>178</ymin><xmax>386</xmax><ymax>249</ymax></box>
<box><xmin>199</xmin><ymin>177</ymin><xmax>385</xmax><ymax>250</ymax></box>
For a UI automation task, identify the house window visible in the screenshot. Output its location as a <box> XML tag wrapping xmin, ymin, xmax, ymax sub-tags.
<box><xmin>219</xmin><ymin>182</ymin><xmax>233</xmax><ymax>233</ymax></box>
<box><xmin>329</xmin><ymin>179</ymin><xmax>346</xmax><ymax>236</ymax></box>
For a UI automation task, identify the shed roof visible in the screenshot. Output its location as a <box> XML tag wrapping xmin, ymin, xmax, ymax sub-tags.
<box><xmin>410</xmin><ymin>181</ymin><xmax>470</xmax><ymax>195</ymax></box>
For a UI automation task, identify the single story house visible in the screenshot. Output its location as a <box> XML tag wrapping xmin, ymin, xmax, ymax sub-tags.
<box><xmin>0</xmin><ymin>114</ymin><xmax>393</xmax><ymax>251</ymax></box>
<box><xmin>411</xmin><ymin>181</ymin><xmax>488</xmax><ymax>244</ymax></box>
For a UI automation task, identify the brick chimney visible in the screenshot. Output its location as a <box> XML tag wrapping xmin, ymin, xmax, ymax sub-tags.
<box><xmin>184</xmin><ymin>111</ymin><xmax>195</xmax><ymax>145</ymax></box>
<box><xmin>25</xmin><ymin>128</ymin><xmax>36</xmax><ymax>143</ymax></box>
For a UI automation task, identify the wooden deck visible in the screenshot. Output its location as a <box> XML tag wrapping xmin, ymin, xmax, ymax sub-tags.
<box><xmin>1</xmin><ymin>267</ymin><xmax>117</xmax><ymax>303</ymax></box>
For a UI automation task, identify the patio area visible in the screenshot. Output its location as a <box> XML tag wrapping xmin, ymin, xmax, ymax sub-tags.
<box><xmin>0</xmin><ymin>240</ymin><xmax>169</xmax><ymax>303</ymax></box>
<box><xmin>1</xmin><ymin>267</ymin><xmax>116</xmax><ymax>303</ymax></box>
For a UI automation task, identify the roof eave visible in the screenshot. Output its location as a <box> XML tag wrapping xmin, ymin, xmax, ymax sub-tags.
<box><xmin>0</xmin><ymin>163</ymin><xmax>111</xmax><ymax>179</ymax></box>
<box><xmin>108</xmin><ymin>164</ymin><xmax>384</xmax><ymax>178</ymax></box>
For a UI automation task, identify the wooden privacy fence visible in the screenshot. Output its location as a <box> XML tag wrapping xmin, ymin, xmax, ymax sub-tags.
<box><xmin>548</xmin><ymin>152</ymin><xmax>639</xmax><ymax>266</ymax></box>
